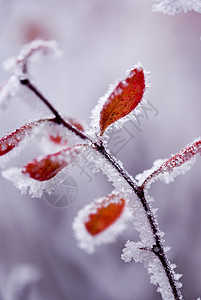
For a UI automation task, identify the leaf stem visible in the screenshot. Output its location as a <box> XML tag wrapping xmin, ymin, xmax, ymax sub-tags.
<box><xmin>20</xmin><ymin>78</ymin><xmax>183</xmax><ymax>300</ymax></box>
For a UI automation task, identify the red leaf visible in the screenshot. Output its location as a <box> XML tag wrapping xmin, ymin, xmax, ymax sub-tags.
<box><xmin>85</xmin><ymin>195</ymin><xmax>125</xmax><ymax>236</ymax></box>
<box><xmin>0</xmin><ymin>120</ymin><xmax>47</xmax><ymax>156</ymax></box>
<box><xmin>99</xmin><ymin>67</ymin><xmax>145</xmax><ymax>135</ymax></box>
<box><xmin>22</xmin><ymin>145</ymin><xmax>81</xmax><ymax>181</ymax></box>
<box><xmin>141</xmin><ymin>138</ymin><xmax>201</xmax><ymax>188</ymax></box>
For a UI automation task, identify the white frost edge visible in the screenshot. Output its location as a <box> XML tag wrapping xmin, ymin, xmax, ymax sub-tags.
<box><xmin>73</xmin><ymin>191</ymin><xmax>132</xmax><ymax>254</ymax></box>
<box><xmin>2</xmin><ymin>165</ymin><xmax>70</xmax><ymax>198</ymax></box>
<box><xmin>2</xmin><ymin>145</ymin><xmax>85</xmax><ymax>198</ymax></box>
<box><xmin>88</xmin><ymin>62</ymin><xmax>150</xmax><ymax>141</ymax></box>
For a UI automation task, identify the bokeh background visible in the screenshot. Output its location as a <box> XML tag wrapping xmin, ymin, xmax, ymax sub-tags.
<box><xmin>0</xmin><ymin>0</ymin><xmax>201</xmax><ymax>299</ymax></box>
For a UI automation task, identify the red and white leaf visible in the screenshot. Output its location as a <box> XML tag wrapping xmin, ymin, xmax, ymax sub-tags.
<box><xmin>22</xmin><ymin>144</ymin><xmax>82</xmax><ymax>182</ymax></box>
<box><xmin>137</xmin><ymin>138</ymin><xmax>201</xmax><ymax>189</ymax></box>
<box><xmin>99</xmin><ymin>67</ymin><xmax>145</xmax><ymax>135</ymax></box>
<box><xmin>0</xmin><ymin>119</ymin><xmax>49</xmax><ymax>157</ymax></box>
<box><xmin>90</xmin><ymin>64</ymin><xmax>147</xmax><ymax>136</ymax></box>
<box><xmin>73</xmin><ymin>192</ymin><xmax>131</xmax><ymax>253</ymax></box>
<box><xmin>85</xmin><ymin>195</ymin><xmax>125</xmax><ymax>236</ymax></box>
<box><xmin>2</xmin><ymin>144</ymin><xmax>84</xmax><ymax>198</ymax></box>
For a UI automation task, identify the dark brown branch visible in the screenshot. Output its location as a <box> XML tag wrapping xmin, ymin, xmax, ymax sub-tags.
<box><xmin>20</xmin><ymin>78</ymin><xmax>183</xmax><ymax>300</ymax></box>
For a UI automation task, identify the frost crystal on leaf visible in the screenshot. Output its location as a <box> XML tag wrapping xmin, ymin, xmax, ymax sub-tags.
<box><xmin>2</xmin><ymin>144</ymin><xmax>85</xmax><ymax>197</ymax></box>
<box><xmin>152</xmin><ymin>0</ymin><xmax>201</xmax><ymax>15</ymax></box>
<box><xmin>21</xmin><ymin>144</ymin><xmax>85</xmax><ymax>182</ymax></box>
<box><xmin>73</xmin><ymin>191</ymin><xmax>131</xmax><ymax>254</ymax></box>
<box><xmin>137</xmin><ymin>138</ymin><xmax>201</xmax><ymax>189</ymax></box>
<box><xmin>89</xmin><ymin>63</ymin><xmax>150</xmax><ymax>138</ymax></box>
<box><xmin>0</xmin><ymin>119</ymin><xmax>54</xmax><ymax>168</ymax></box>
<box><xmin>0</xmin><ymin>119</ymin><xmax>50</xmax><ymax>156</ymax></box>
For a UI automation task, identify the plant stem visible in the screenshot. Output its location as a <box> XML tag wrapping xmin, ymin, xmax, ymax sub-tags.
<box><xmin>20</xmin><ymin>78</ymin><xmax>183</xmax><ymax>300</ymax></box>
<box><xmin>95</xmin><ymin>143</ymin><xmax>182</xmax><ymax>300</ymax></box>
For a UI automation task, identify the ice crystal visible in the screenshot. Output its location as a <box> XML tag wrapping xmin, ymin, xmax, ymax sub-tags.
<box><xmin>152</xmin><ymin>0</ymin><xmax>201</xmax><ymax>15</ymax></box>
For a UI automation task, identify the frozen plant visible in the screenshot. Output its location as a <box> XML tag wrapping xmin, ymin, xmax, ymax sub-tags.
<box><xmin>0</xmin><ymin>39</ymin><xmax>200</xmax><ymax>300</ymax></box>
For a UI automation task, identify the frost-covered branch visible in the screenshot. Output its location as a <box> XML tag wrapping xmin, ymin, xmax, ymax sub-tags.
<box><xmin>0</xmin><ymin>39</ymin><xmax>196</xmax><ymax>299</ymax></box>
<box><xmin>20</xmin><ymin>79</ymin><xmax>182</xmax><ymax>299</ymax></box>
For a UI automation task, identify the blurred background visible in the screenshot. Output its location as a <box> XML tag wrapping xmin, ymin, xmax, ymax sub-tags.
<box><xmin>0</xmin><ymin>0</ymin><xmax>201</xmax><ymax>299</ymax></box>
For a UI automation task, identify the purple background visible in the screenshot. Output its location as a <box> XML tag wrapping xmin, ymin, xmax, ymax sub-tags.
<box><xmin>0</xmin><ymin>0</ymin><xmax>201</xmax><ymax>299</ymax></box>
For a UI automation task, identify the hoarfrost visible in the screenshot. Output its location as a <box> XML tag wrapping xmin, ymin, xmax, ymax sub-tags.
<box><xmin>89</xmin><ymin>62</ymin><xmax>150</xmax><ymax>139</ymax></box>
<box><xmin>137</xmin><ymin>138</ymin><xmax>201</xmax><ymax>189</ymax></box>
<box><xmin>127</xmin><ymin>193</ymin><xmax>155</xmax><ymax>246</ymax></box>
<box><xmin>2</xmin><ymin>145</ymin><xmax>85</xmax><ymax>198</ymax></box>
<box><xmin>164</xmin><ymin>246</ymin><xmax>171</xmax><ymax>253</ymax></box>
<box><xmin>0</xmin><ymin>119</ymin><xmax>52</xmax><ymax>168</ymax></box>
<box><xmin>174</xmin><ymin>273</ymin><xmax>183</xmax><ymax>280</ymax></box>
<box><xmin>82</xmin><ymin>145</ymin><xmax>155</xmax><ymax>247</ymax></box>
<box><xmin>2</xmin><ymin>166</ymin><xmax>68</xmax><ymax>198</ymax></box>
<box><xmin>122</xmin><ymin>241</ymin><xmax>183</xmax><ymax>300</ymax></box>
<box><xmin>3</xmin><ymin>39</ymin><xmax>62</xmax><ymax>77</ymax></box>
<box><xmin>73</xmin><ymin>191</ymin><xmax>131</xmax><ymax>254</ymax></box>
<box><xmin>152</xmin><ymin>0</ymin><xmax>201</xmax><ymax>15</ymax></box>
<box><xmin>4</xmin><ymin>264</ymin><xmax>41</xmax><ymax>300</ymax></box>
<box><xmin>171</xmin><ymin>263</ymin><xmax>177</xmax><ymax>269</ymax></box>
